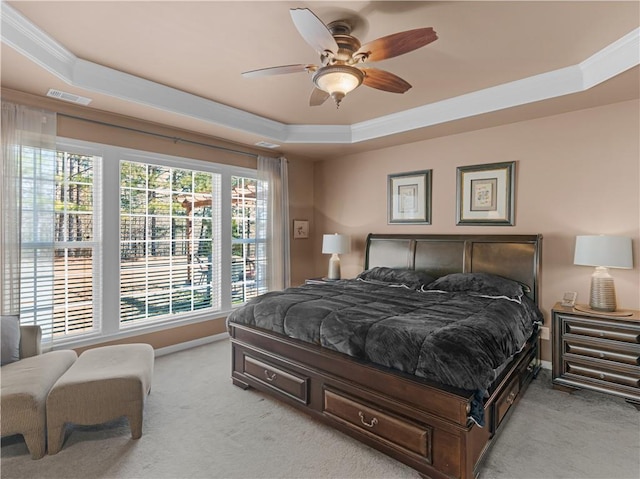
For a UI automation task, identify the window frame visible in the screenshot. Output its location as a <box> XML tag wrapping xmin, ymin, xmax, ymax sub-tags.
<box><xmin>51</xmin><ymin>138</ymin><xmax>256</xmax><ymax>350</ymax></box>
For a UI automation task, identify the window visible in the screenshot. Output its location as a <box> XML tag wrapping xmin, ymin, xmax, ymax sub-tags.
<box><xmin>231</xmin><ymin>176</ymin><xmax>257</xmax><ymax>304</ymax></box>
<box><xmin>21</xmin><ymin>148</ymin><xmax>101</xmax><ymax>340</ymax></box>
<box><xmin>119</xmin><ymin>161</ymin><xmax>221</xmax><ymax>325</ymax></box>
<box><xmin>18</xmin><ymin>138</ymin><xmax>256</xmax><ymax>347</ymax></box>
<box><xmin>54</xmin><ymin>151</ymin><xmax>101</xmax><ymax>337</ymax></box>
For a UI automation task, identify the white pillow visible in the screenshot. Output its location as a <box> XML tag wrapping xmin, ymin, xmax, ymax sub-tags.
<box><xmin>1</xmin><ymin>315</ymin><xmax>21</xmax><ymax>365</ymax></box>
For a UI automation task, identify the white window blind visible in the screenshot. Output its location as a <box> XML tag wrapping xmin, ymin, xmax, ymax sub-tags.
<box><xmin>52</xmin><ymin>151</ymin><xmax>101</xmax><ymax>337</ymax></box>
<box><xmin>231</xmin><ymin>176</ymin><xmax>257</xmax><ymax>304</ymax></box>
<box><xmin>119</xmin><ymin>160</ymin><xmax>221</xmax><ymax>326</ymax></box>
<box><xmin>21</xmin><ymin>148</ymin><xmax>101</xmax><ymax>341</ymax></box>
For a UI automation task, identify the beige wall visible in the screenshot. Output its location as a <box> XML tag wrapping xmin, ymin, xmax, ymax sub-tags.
<box><xmin>313</xmin><ymin>100</ymin><xmax>640</xmax><ymax>361</ymax></box>
<box><xmin>288</xmin><ymin>159</ymin><xmax>316</xmax><ymax>287</ymax></box>
<box><xmin>73</xmin><ymin>318</ymin><xmax>227</xmax><ymax>355</ymax></box>
<box><xmin>6</xmin><ymin>88</ymin><xmax>638</xmax><ymax>359</ymax></box>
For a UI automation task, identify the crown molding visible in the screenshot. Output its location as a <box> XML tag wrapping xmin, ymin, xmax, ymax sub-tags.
<box><xmin>2</xmin><ymin>2</ymin><xmax>638</xmax><ymax>146</ymax></box>
<box><xmin>580</xmin><ymin>27</ymin><xmax>640</xmax><ymax>89</ymax></box>
<box><xmin>1</xmin><ymin>1</ymin><xmax>75</xmax><ymax>78</ymax></box>
<box><xmin>351</xmin><ymin>65</ymin><xmax>583</xmax><ymax>143</ymax></box>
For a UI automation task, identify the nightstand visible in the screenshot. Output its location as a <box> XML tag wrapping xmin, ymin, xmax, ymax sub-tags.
<box><xmin>305</xmin><ymin>277</ymin><xmax>334</xmax><ymax>285</ymax></box>
<box><xmin>551</xmin><ymin>302</ymin><xmax>640</xmax><ymax>409</ymax></box>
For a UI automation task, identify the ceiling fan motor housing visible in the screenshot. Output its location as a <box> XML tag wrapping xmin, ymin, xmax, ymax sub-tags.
<box><xmin>326</xmin><ymin>20</ymin><xmax>362</xmax><ymax>65</ymax></box>
<box><xmin>313</xmin><ymin>19</ymin><xmax>366</xmax><ymax>107</ymax></box>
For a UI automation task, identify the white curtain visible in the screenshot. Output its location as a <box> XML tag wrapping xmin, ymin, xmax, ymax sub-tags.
<box><xmin>0</xmin><ymin>102</ymin><xmax>56</xmax><ymax>339</ymax></box>
<box><xmin>256</xmin><ymin>156</ymin><xmax>290</xmax><ymax>293</ymax></box>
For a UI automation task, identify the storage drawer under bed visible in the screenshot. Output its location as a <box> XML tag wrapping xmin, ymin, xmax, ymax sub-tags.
<box><xmin>491</xmin><ymin>341</ymin><xmax>538</xmax><ymax>432</ymax></box>
<box><xmin>242</xmin><ymin>354</ymin><xmax>310</xmax><ymax>404</ymax></box>
<box><xmin>323</xmin><ymin>388</ymin><xmax>433</xmax><ymax>463</ymax></box>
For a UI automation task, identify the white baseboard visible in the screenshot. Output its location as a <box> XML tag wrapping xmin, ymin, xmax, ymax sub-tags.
<box><xmin>154</xmin><ymin>331</ymin><xmax>229</xmax><ymax>357</ymax></box>
<box><xmin>540</xmin><ymin>359</ymin><xmax>551</xmax><ymax>370</ymax></box>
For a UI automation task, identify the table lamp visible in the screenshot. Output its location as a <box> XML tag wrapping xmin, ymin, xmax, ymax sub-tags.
<box><xmin>322</xmin><ymin>234</ymin><xmax>350</xmax><ymax>280</ymax></box>
<box><xmin>574</xmin><ymin>235</ymin><xmax>633</xmax><ymax>312</ymax></box>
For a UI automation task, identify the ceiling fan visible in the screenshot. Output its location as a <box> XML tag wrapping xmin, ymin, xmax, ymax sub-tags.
<box><xmin>242</xmin><ymin>8</ymin><xmax>438</xmax><ymax>108</ymax></box>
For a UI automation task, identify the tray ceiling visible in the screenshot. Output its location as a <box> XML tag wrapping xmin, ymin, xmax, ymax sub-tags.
<box><xmin>2</xmin><ymin>1</ymin><xmax>639</xmax><ymax>159</ymax></box>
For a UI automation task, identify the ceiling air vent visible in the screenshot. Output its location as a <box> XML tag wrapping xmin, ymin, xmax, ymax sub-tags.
<box><xmin>255</xmin><ymin>141</ymin><xmax>280</xmax><ymax>149</ymax></box>
<box><xmin>46</xmin><ymin>89</ymin><xmax>92</xmax><ymax>106</ymax></box>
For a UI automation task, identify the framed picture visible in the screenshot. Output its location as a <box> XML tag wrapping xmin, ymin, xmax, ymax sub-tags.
<box><xmin>293</xmin><ymin>219</ymin><xmax>309</xmax><ymax>239</ymax></box>
<box><xmin>456</xmin><ymin>161</ymin><xmax>515</xmax><ymax>226</ymax></box>
<box><xmin>388</xmin><ymin>170</ymin><xmax>432</xmax><ymax>224</ymax></box>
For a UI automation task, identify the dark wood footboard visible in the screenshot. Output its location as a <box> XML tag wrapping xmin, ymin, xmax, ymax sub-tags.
<box><xmin>230</xmin><ymin>323</ymin><xmax>540</xmax><ymax>479</ymax></box>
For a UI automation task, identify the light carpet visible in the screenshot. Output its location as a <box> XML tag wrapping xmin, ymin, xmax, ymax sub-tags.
<box><xmin>2</xmin><ymin>339</ymin><xmax>639</xmax><ymax>479</ymax></box>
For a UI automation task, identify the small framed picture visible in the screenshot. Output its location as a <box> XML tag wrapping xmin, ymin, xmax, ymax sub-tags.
<box><xmin>388</xmin><ymin>170</ymin><xmax>432</xmax><ymax>224</ymax></box>
<box><xmin>293</xmin><ymin>220</ymin><xmax>309</xmax><ymax>239</ymax></box>
<box><xmin>561</xmin><ymin>291</ymin><xmax>577</xmax><ymax>307</ymax></box>
<box><xmin>456</xmin><ymin>161</ymin><xmax>515</xmax><ymax>226</ymax></box>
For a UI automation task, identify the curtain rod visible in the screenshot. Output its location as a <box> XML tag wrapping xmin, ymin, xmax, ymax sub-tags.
<box><xmin>58</xmin><ymin>113</ymin><xmax>263</xmax><ymax>159</ymax></box>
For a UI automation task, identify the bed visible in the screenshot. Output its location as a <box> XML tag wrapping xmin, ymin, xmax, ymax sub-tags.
<box><xmin>228</xmin><ymin>234</ymin><xmax>542</xmax><ymax>479</ymax></box>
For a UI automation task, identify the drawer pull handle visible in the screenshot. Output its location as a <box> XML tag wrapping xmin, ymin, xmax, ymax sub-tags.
<box><xmin>358</xmin><ymin>411</ymin><xmax>378</xmax><ymax>428</ymax></box>
<box><xmin>506</xmin><ymin>392</ymin><xmax>517</xmax><ymax>405</ymax></box>
<box><xmin>264</xmin><ymin>370</ymin><xmax>277</xmax><ymax>382</ymax></box>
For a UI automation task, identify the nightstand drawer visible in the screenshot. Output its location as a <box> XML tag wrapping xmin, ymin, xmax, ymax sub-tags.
<box><xmin>565</xmin><ymin>360</ymin><xmax>640</xmax><ymax>389</ymax></box>
<box><xmin>563</xmin><ymin>318</ymin><xmax>640</xmax><ymax>344</ymax></box>
<box><xmin>565</xmin><ymin>341</ymin><xmax>640</xmax><ymax>366</ymax></box>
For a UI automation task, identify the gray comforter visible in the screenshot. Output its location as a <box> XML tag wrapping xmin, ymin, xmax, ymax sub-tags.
<box><xmin>227</xmin><ymin>279</ymin><xmax>542</xmax><ymax>393</ymax></box>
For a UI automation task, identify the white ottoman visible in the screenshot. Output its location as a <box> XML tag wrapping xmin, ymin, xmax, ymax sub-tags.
<box><xmin>46</xmin><ymin>343</ymin><xmax>154</xmax><ymax>454</ymax></box>
<box><xmin>1</xmin><ymin>350</ymin><xmax>77</xmax><ymax>459</ymax></box>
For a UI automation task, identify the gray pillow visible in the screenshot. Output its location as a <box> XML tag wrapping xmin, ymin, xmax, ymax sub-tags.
<box><xmin>357</xmin><ymin>267</ymin><xmax>435</xmax><ymax>290</ymax></box>
<box><xmin>425</xmin><ymin>272</ymin><xmax>525</xmax><ymax>297</ymax></box>
<box><xmin>1</xmin><ymin>315</ymin><xmax>21</xmax><ymax>365</ymax></box>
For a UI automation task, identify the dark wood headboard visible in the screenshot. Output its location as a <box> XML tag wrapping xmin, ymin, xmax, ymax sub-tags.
<box><xmin>364</xmin><ymin>234</ymin><xmax>542</xmax><ymax>303</ymax></box>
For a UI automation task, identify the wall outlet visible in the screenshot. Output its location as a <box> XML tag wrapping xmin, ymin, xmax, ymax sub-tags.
<box><xmin>540</xmin><ymin>326</ymin><xmax>550</xmax><ymax>340</ymax></box>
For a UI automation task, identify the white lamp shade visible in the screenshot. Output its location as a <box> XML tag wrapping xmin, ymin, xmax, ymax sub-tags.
<box><xmin>574</xmin><ymin>235</ymin><xmax>633</xmax><ymax>269</ymax></box>
<box><xmin>322</xmin><ymin>234</ymin><xmax>350</xmax><ymax>255</ymax></box>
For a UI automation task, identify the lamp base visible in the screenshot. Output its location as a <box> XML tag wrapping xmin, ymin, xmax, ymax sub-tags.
<box><xmin>589</xmin><ymin>266</ymin><xmax>617</xmax><ymax>312</ymax></box>
<box><xmin>327</xmin><ymin>254</ymin><xmax>341</xmax><ymax>280</ymax></box>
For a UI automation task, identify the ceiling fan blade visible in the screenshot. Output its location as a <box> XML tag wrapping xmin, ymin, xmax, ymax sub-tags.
<box><xmin>361</xmin><ymin>68</ymin><xmax>412</xmax><ymax>93</ymax></box>
<box><xmin>242</xmin><ymin>64</ymin><xmax>316</xmax><ymax>78</ymax></box>
<box><xmin>356</xmin><ymin>27</ymin><xmax>437</xmax><ymax>62</ymax></box>
<box><xmin>309</xmin><ymin>88</ymin><xmax>330</xmax><ymax>106</ymax></box>
<box><xmin>290</xmin><ymin>8</ymin><xmax>338</xmax><ymax>55</ymax></box>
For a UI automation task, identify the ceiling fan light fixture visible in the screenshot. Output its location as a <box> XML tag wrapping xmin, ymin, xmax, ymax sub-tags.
<box><xmin>312</xmin><ymin>65</ymin><xmax>364</xmax><ymax>107</ymax></box>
